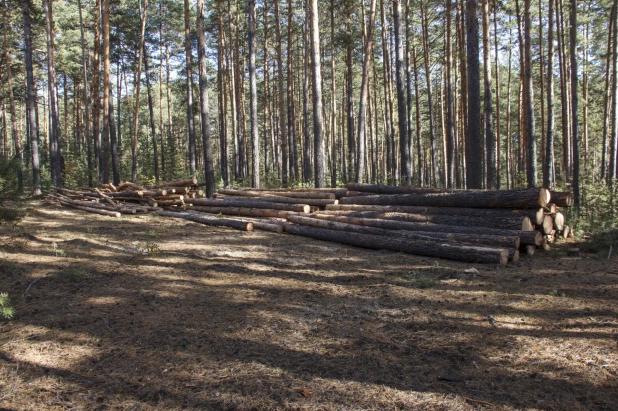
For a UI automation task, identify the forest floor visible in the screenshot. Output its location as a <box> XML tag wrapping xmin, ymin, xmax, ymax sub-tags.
<box><xmin>0</xmin><ymin>200</ymin><xmax>617</xmax><ymax>411</ymax></box>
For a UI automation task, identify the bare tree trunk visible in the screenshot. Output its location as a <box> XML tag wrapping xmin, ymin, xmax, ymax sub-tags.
<box><xmin>392</xmin><ymin>0</ymin><xmax>409</xmax><ymax>185</ymax></box>
<box><xmin>493</xmin><ymin>0</ymin><xmax>501</xmax><ymax>188</ymax></box>
<box><xmin>22</xmin><ymin>0</ymin><xmax>41</xmax><ymax>194</ymax></box>
<box><xmin>309</xmin><ymin>0</ymin><xmax>325</xmax><ymax>187</ymax></box>
<box><xmin>466</xmin><ymin>0</ymin><xmax>482</xmax><ymax>188</ymax></box>
<box><xmin>263</xmin><ymin>0</ymin><xmax>272</xmax><ymax>178</ymax></box>
<box><xmin>247</xmin><ymin>0</ymin><xmax>260</xmax><ymax>188</ymax></box>
<box><xmin>184</xmin><ymin>0</ymin><xmax>196</xmax><ymax>175</ymax></box>
<box><xmin>412</xmin><ymin>44</ymin><xmax>424</xmax><ymax>186</ymax></box>
<box><xmin>611</xmin><ymin>0</ymin><xmax>618</xmax><ymax>183</ymax></box>
<box><xmin>356</xmin><ymin>0</ymin><xmax>377</xmax><ymax>183</ymax></box>
<box><xmin>330</xmin><ymin>0</ymin><xmax>338</xmax><ymax>187</ymax></box>
<box><xmin>131</xmin><ymin>0</ymin><xmax>147</xmax><ymax>183</ymax></box>
<box><xmin>165</xmin><ymin>23</ymin><xmax>175</xmax><ymax>172</ymax></box>
<box><xmin>43</xmin><ymin>0</ymin><xmax>61</xmax><ymax>187</ymax></box>
<box><xmin>544</xmin><ymin>0</ymin><xmax>556</xmax><ymax>189</ymax></box>
<box><xmin>524</xmin><ymin>0</ymin><xmax>537</xmax><ymax>187</ymax></box>
<box><xmin>302</xmin><ymin>1</ymin><xmax>311</xmax><ymax>184</ymax></box>
<box><xmin>445</xmin><ymin>0</ymin><xmax>455</xmax><ymax>189</ymax></box>
<box><xmin>274</xmin><ymin>0</ymin><xmax>288</xmax><ymax>185</ymax></box>
<box><xmin>92</xmin><ymin>0</ymin><xmax>101</xmax><ymax>180</ymax></box>
<box><xmin>102</xmin><ymin>0</ymin><xmax>112</xmax><ymax>183</ymax></box>
<box><xmin>482</xmin><ymin>0</ymin><xmax>496</xmax><ymax>189</ymax></box>
<box><xmin>420</xmin><ymin>1</ymin><xmax>438</xmax><ymax>187</ymax></box>
<box><xmin>144</xmin><ymin>52</ymin><xmax>159</xmax><ymax>183</ymax></box>
<box><xmin>570</xmin><ymin>0</ymin><xmax>579</xmax><ymax>206</ymax></box>
<box><xmin>287</xmin><ymin>0</ymin><xmax>298</xmax><ymax>182</ymax></box>
<box><xmin>602</xmin><ymin>7</ymin><xmax>614</xmax><ymax>182</ymax></box>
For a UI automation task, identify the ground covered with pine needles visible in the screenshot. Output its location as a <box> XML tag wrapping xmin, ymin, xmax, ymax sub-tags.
<box><xmin>0</xmin><ymin>201</ymin><xmax>617</xmax><ymax>410</ymax></box>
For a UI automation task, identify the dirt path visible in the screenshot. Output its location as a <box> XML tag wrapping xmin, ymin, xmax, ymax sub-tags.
<box><xmin>1</xmin><ymin>201</ymin><xmax>616</xmax><ymax>410</ymax></box>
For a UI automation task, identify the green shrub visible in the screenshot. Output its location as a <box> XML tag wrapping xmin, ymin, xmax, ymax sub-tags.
<box><xmin>0</xmin><ymin>293</ymin><xmax>15</xmax><ymax>320</ymax></box>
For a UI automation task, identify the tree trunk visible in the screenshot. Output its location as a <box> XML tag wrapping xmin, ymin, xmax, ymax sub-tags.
<box><xmin>524</xmin><ymin>0</ymin><xmax>537</xmax><ymax>187</ymax></box>
<box><xmin>544</xmin><ymin>0</ymin><xmax>556</xmax><ymax>189</ymax></box>
<box><xmin>466</xmin><ymin>0</ymin><xmax>482</xmax><ymax>188</ymax></box>
<box><xmin>22</xmin><ymin>0</ymin><xmax>41</xmax><ymax>195</ymax></box>
<box><xmin>157</xmin><ymin>210</ymin><xmax>253</xmax><ymax>231</ymax></box>
<box><xmin>144</xmin><ymin>52</ymin><xmax>159</xmax><ymax>183</ymax></box>
<box><xmin>184</xmin><ymin>0</ymin><xmax>197</xmax><ymax>175</ymax></box>
<box><xmin>392</xmin><ymin>0</ymin><xmax>410</xmax><ymax>185</ymax></box>
<box><xmin>330</xmin><ymin>0</ymin><xmax>338</xmax><ymax>187</ymax></box>
<box><xmin>274</xmin><ymin>0</ymin><xmax>288</xmax><ymax>186</ymax></box>
<box><xmin>92</xmin><ymin>0</ymin><xmax>101</xmax><ymax>180</ymax></box>
<box><xmin>186</xmin><ymin>197</ymin><xmax>311</xmax><ymax>213</ymax></box>
<box><xmin>482</xmin><ymin>0</ymin><xmax>496</xmax><ymax>189</ymax></box>
<box><xmin>445</xmin><ymin>0</ymin><xmax>455</xmax><ymax>189</ymax></box>
<box><xmin>570</xmin><ymin>0</ymin><xmax>579</xmax><ymax>207</ymax></box>
<box><xmin>217</xmin><ymin>0</ymin><xmax>229</xmax><ymax>186</ymax></box>
<box><xmin>421</xmin><ymin>0</ymin><xmax>438</xmax><ymax>187</ymax></box>
<box><xmin>248</xmin><ymin>0</ymin><xmax>260</xmax><ymax>188</ymax></box>
<box><xmin>131</xmin><ymin>0</ymin><xmax>147</xmax><ymax>183</ymax></box>
<box><xmin>302</xmin><ymin>1</ymin><xmax>311</xmax><ymax>184</ymax></box>
<box><xmin>310</xmin><ymin>0</ymin><xmax>325</xmax><ymax>187</ymax></box>
<box><xmin>287</xmin><ymin>0</ymin><xmax>298</xmax><ymax>182</ymax></box>
<box><xmin>356</xmin><ymin>0</ymin><xmax>377</xmax><ymax>183</ymax></box>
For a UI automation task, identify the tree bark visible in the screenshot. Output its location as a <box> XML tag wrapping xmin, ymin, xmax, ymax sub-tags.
<box><xmin>482</xmin><ymin>0</ymin><xmax>496</xmax><ymax>189</ymax></box>
<box><xmin>524</xmin><ymin>0</ymin><xmax>538</xmax><ymax>187</ymax></box>
<box><xmin>274</xmin><ymin>0</ymin><xmax>288</xmax><ymax>185</ymax></box>
<box><xmin>544</xmin><ymin>0</ymin><xmax>556</xmax><ymax>189</ymax></box>
<box><xmin>144</xmin><ymin>52</ymin><xmax>159</xmax><ymax>184</ymax></box>
<box><xmin>186</xmin><ymin>197</ymin><xmax>310</xmax><ymax>213</ymax></box>
<box><xmin>158</xmin><ymin>210</ymin><xmax>253</xmax><ymax>231</ymax></box>
<box><xmin>570</xmin><ymin>0</ymin><xmax>579</xmax><ymax>207</ymax></box>
<box><xmin>289</xmin><ymin>214</ymin><xmax>520</xmax><ymax>249</ymax></box>
<box><xmin>285</xmin><ymin>224</ymin><xmax>509</xmax><ymax>264</ymax></box>
<box><xmin>340</xmin><ymin>188</ymin><xmax>551</xmax><ymax>208</ymax></box>
<box><xmin>356</xmin><ymin>0</ymin><xmax>377</xmax><ymax>183</ymax></box>
<box><xmin>466</xmin><ymin>0</ymin><xmax>482</xmax><ymax>188</ymax></box>
<box><xmin>184</xmin><ymin>0</ymin><xmax>197</xmax><ymax>175</ymax></box>
<box><xmin>310</xmin><ymin>0</ymin><xmax>325</xmax><ymax>187</ymax></box>
<box><xmin>248</xmin><ymin>0</ymin><xmax>260</xmax><ymax>188</ymax></box>
<box><xmin>22</xmin><ymin>0</ymin><xmax>41</xmax><ymax>195</ymax></box>
<box><xmin>131</xmin><ymin>0</ymin><xmax>148</xmax><ymax>183</ymax></box>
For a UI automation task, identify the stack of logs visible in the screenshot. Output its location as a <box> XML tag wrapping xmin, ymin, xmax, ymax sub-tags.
<box><xmin>281</xmin><ymin>183</ymin><xmax>573</xmax><ymax>265</ymax></box>
<box><xmin>47</xmin><ymin>180</ymin><xmax>573</xmax><ymax>265</ymax></box>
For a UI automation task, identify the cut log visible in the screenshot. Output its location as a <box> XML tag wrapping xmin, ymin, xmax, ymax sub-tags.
<box><xmin>219</xmin><ymin>188</ymin><xmax>335</xmax><ymax>200</ymax></box>
<box><xmin>190</xmin><ymin>206</ymin><xmax>297</xmax><ymax>219</ymax></box>
<box><xmin>316</xmin><ymin>210</ymin><xmax>533</xmax><ymax>231</ymax></box>
<box><xmin>325</xmin><ymin>204</ymin><xmax>545</xmax><ymax>225</ymax></box>
<box><xmin>509</xmin><ymin>248</ymin><xmax>520</xmax><ymax>263</ymax></box>
<box><xmin>287</xmin><ymin>215</ymin><xmax>520</xmax><ymax>249</ymax></box>
<box><xmin>157</xmin><ymin>200</ymin><xmax>185</xmax><ymax>206</ymax></box>
<box><xmin>284</xmin><ymin>224</ymin><xmax>509</xmax><ymax>265</ymax></box>
<box><xmin>185</xmin><ymin>211</ymin><xmax>282</xmax><ymax>233</ymax></box>
<box><xmin>69</xmin><ymin>204</ymin><xmax>121</xmax><ymax>218</ymax></box>
<box><xmin>339</xmin><ymin>188</ymin><xmax>551</xmax><ymax>208</ymax></box>
<box><xmin>309</xmin><ymin>213</ymin><xmax>542</xmax><ymax>246</ymax></box>
<box><xmin>157</xmin><ymin>210</ymin><xmax>253</xmax><ymax>231</ymax></box>
<box><xmin>553</xmin><ymin>212</ymin><xmax>565</xmax><ymax>231</ymax></box>
<box><xmin>551</xmin><ymin>191</ymin><xmax>574</xmax><ymax>207</ymax></box>
<box><xmin>540</xmin><ymin>215</ymin><xmax>554</xmax><ymax>234</ymax></box>
<box><xmin>147</xmin><ymin>198</ymin><xmax>158</xmax><ymax>208</ymax></box>
<box><xmin>94</xmin><ymin>188</ymin><xmax>119</xmax><ymax>208</ymax></box>
<box><xmin>101</xmin><ymin>183</ymin><xmax>117</xmax><ymax>192</ymax></box>
<box><xmin>346</xmin><ymin>182</ymin><xmax>449</xmax><ymax>194</ymax></box>
<box><xmin>153</xmin><ymin>195</ymin><xmax>184</xmax><ymax>201</ymax></box>
<box><xmin>117</xmin><ymin>182</ymin><xmax>146</xmax><ymax>191</ymax></box>
<box><xmin>185</xmin><ymin>198</ymin><xmax>311</xmax><ymax>213</ymax></box>
<box><xmin>561</xmin><ymin>225</ymin><xmax>571</xmax><ymax>239</ymax></box>
<box><xmin>152</xmin><ymin>177</ymin><xmax>198</xmax><ymax>188</ymax></box>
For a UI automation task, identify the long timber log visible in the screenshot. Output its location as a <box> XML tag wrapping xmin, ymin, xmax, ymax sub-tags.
<box><xmin>190</xmin><ymin>206</ymin><xmax>297</xmax><ymax>218</ymax></box>
<box><xmin>219</xmin><ymin>188</ymin><xmax>335</xmax><ymax>200</ymax></box>
<box><xmin>185</xmin><ymin>198</ymin><xmax>310</xmax><ymax>213</ymax></box>
<box><xmin>157</xmin><ymin>210</ymin><xmax>253</xmax><ymax>231</ymax></box>
<box><xmin>346</xmin><ymin>183</ymin><xmax>449</xmax><ymax>194</ymax></box>
<box><xmin>316</xmin><ymin>210</ymin><xmax>533</xmax><ymax>231</ymax></box>
<box><xmin>152</xmin><ymin>177</ymin><xmax>198</xmax><ymax>188</ymax></box>
<box><xmin>309</xmin><ymin>213</ymin><xmax>542</xmax><ymax>246</ymax></box>
<box><xmin>217</xmin><ymin>193</ymin><xmax>337</xmax><ymax>207</ymax></box>
<box><xmin>186</xmin><ymin>211</ymin><xmax>283</xmax><ymax>233</ymax></box>
<box><xmin>287</xmin><ymin>215</ymin><xmax>521</xmax><ymax>249</ymax></box>
<box><xmin>325</xmin><ymin>204</ymin><xmax>545</xmax><ymax>225</ymax></box>
<box><xmin>339</xmin><ymin>188</ymin><xmax>551</xmax><ymax>208</ymax></box>
<box><xmin>284</xmin><ymin>224</ymin><xmax>509</xmax><ymax>265</ymax></box>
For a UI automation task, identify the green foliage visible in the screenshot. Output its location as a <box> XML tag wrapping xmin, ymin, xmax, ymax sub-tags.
<box><xmin>415</xmin><ymin>275</ymin><xmax>436</xmax><ymax>289</ymax></box>
<box><xmin>567</xmin><ymin>178</ymin><xmax>617</xmax><ymax>237</ymax></box>
<box><xmin>55</xmin><ymin>266</ymin><xmax>89</xmax><ymax>283</ymax></box>
<box><xmin>0</xmin><ymin>159</ymin><xmax>25</xmax><ymax>224</ymax></box>
<box><xmin>0</xmin><ymin>293</ymin><xmax>15</xmax><ymax>320</ymax></box>
<box><xmin>580</xmin><ymin>228</ymin><xmax>618</xmax><ymax>258</ymax></box>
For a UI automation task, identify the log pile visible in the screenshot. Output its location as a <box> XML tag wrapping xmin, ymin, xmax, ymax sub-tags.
<box><xmin>47</xmin><ymin>180</ymin><xmax>573</xmax><ymax>265</ymax></box>
<box><xmin>281</xmin><ymin>183</ymin><xmax>573</xmax><ymax>265</ymax></box>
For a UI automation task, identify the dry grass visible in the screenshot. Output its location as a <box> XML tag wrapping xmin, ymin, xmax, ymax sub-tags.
<box><xmin>0</xmin><ymin>201</ymin><xmax>616</xmax><ymax>410</ymax></box>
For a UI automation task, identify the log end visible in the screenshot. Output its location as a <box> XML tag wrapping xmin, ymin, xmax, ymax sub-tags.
<box><xmin>303</xmin><ymin>205</ymin><xmax>311</xmax><ymax>214</ymax></box>
<box><xmin>542</xmin><ymin>215</ymin><xmax>554</xmax><ymax>234</ymax></box>
<box><xmin>522</xmin><ymin>216</ymin><xmax>535</xmax><ymax>231</ymax></box>
<box><xmin>539</xmin><ymin>188</ymin><xmax>551</xmax><ymax>207</ymax></box>
<box><xmin>510</xmin><ymin>249</ymin><xmax>520</xmax><ymax>263</ymax></box>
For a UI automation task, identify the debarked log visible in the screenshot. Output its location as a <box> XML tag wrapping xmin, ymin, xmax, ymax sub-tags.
<box><xmin>284</xmin><ymin>224</ymin><xmax>509</xmax><ymax>264</ymax></box>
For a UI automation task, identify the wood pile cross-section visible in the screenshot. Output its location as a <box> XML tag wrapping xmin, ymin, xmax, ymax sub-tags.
<box><xmin>46</xmin><ymin>181</ymin><xmax>573</xmax><ymax>265</ymax></box>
